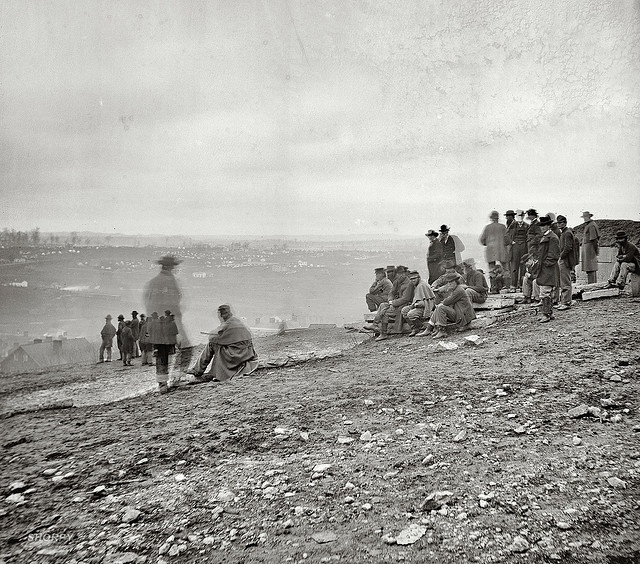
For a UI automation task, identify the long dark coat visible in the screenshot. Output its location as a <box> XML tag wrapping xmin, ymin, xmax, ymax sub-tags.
<box><xmin>427</xmin><ymin>239</ymin><xmax>444</xmax><ymax>283</ymax></box>
<box><xmin>559</xmin><ymin>227</ymin><xmax>577</xmax><ymax>269</ymax></box>
<box><xmin>536</xmin><ymin>231</ymin><xmax>560</xmax><ymax>287</ymax></box>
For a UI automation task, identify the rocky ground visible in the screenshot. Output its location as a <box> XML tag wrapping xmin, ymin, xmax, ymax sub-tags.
<box><xmin>1</xmin><ymin>298</ymin><xmax>639</xmax><ymax>564</ymax></box>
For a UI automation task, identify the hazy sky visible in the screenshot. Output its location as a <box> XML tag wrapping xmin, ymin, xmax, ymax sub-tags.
<box><xmin>1</xmin><ymin>0</ymin><xmax>639</xmax><ymax>238</ymax></box>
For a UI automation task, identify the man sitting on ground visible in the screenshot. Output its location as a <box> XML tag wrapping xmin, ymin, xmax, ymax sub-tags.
<box><xmin>401</xmin><ymin>270</ymin><xmax>435</xmax><ymax>336</ymax></box>
<box><xmin>606</xmin><ymin>231</ymin><xmax>640</xmax><ymax>290</ymax></box>
<box><xmin>365</xmin><ymin>267</ymin><xmax>393</xmax><ymax>312</ymax></box>
<box><xmin>425</xmin><ymin>272</ymin><xmax>476</xmax><ymax>338</ymax></box>
<box><xmin>461</xmin><ymin>258</ymin><xmax>488</xmax><ymax>304</ymax></box>
<box><xmin>188</xmin><ymin>305</ymin><xmax>259</xmax><ymax>384</ymax></box>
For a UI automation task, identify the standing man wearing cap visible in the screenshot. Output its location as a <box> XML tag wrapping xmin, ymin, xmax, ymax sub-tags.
<box><xmin>479</xmin><ymin>211</ymin><xmax>509</xmax><ymax>293</ymax></box>
<box><xmin>461</xmin><ymin>258</ymin><xmax>488</xmax><ymax>304</ymax></box>
<box><xmin>526</xmin><ymin>209</ymin><xmax>543</xmax><ymax>261</ymax></box>
<box><xmin>425</xmin><ymin>229</ymin><xmax>444</xmax><ymax>284</ymax></box>
<box><xmin>116</xmin><ymin>314</ymin><xmax>125</xmax><ymax>361</ymax></box>
<box><xmin>606</xmin><ymin>231</ymin><xmax>640</xmax><ymax>290</ymax></box>
<box><xmin>439</xmin><ymin>225</ymin><xmax>457</xmax><ymax>265</ymax></box>
<box><xmin>130</xmin><ymin>311</ymin><xmax>141</xmax><ymax>358</ymax></box>
<box><xmin>187</xmin><ymin>305</ymin><xmax>259</xmax><ymax>385</ymax></box>
<box><xmin>507</xmin><ymin>210</ymin><xmax>529</xmax><ymax>290</ymax></box>
<box><xmin>556</xmin><ymin>215</ymin><xmax>577</xmax><ymax>310</ymax></box>
<box><xmin>366</xmin><ymin>268</ymin><xmax>393</xmax><ymax>312</ymax></box>
<box><xmin>580</xmin><ymin>212</ymin><xmax>600</xmax><ymax>284</ymax></box>
<box><xmin>535</xmin><ymin>215</ymin><xmax>560</xmax><ymax>323</ymax></box>
<box><xmin>98</xmin><ymin>314</ymin><xmax>117</xmax><ymax>363</ymax></box>
<box><xmin>401</xmin><ymin>270</ymin><xmax>435</xmax><ymax>336</ymax></box>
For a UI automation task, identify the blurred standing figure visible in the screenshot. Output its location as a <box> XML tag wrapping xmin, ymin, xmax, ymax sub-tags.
<box><xmin>425</xmin><ymin>229</ymin><xmax>444</xmax><ymax>284</ymax></box>
<box><xmin>580</xmin><ymin>211</ymin><xmax>600</xmax><ymax>284</ymax></box>
<box><xmin>98</xmin><ymin>314</ymin><xmax>116</xmax><ymax>363</ymax></box>
<box><xmin>479</xmin><ymin>210</ymin><xmax>509</xmax><ymax>292</ymax></box>
<box><xmin>116</xmin><ymin>314</ymin><xmax>125</xmax><ymax>361</ymax></box>
<box><xmin>130</xmin><ymin>311</ymin><xmax>140</xmax><ymax>358</ymax></box>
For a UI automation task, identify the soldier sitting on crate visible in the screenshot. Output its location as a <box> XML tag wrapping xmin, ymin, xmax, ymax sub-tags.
<box><xmin>606</xmin><ymin>231</ymin><xmax>640</xmax><ymax>290</ymax></box>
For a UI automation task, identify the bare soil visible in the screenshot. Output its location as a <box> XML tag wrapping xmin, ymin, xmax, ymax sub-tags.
<box><xmin>1</xmin><ymin>298</ymin><xmax>639</xmax><ymax>564</ymax></box>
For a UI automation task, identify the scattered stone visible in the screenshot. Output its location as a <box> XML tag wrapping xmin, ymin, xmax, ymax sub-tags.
<box><xmin>395</xmin><ymin>524</ymin><xmax>427</xmax><ymax>545</ymax></box>
<box><xmin>112</xmin><ymin>553</ymin><xmax>139</xmax><ymax>564</ymax></box>
<box><xmin>299</xmin><ymin>432</ymin><xmax>309</xmax><ymax>441</ymax></box>
<box><xmin>344</xmin><ymin>496</ymin><xmax>355</xmax><ymax>504</ymax></box>
<box><xmin>360</xmin><ymin>431</ymin><xmax>373</xmax><ymax>442</ymax></box>
<box><xmin>609</xmin><ymin>374</ymin><xmax>622</xmax><ymax>382</ymax></box>
<box><xmin>174</xmin><ymin>474</ymin><xmax>186</xmax><ymax>482</ymax></box>
<box><xmin>336</xmin><ymin>436</ymin><xmax>354</xmax><ymax>444</ymax></box>
<box><xmin>382</xmin><ymin>534</ymin><xmax>396</xmax><ymax>544</ymax></box>
<box><xmin>514</xmin><ymin>425</ymin><xmax>527</xmax><ymax>434</ymax></box>
<box><xmin>42</xmin><ymin>468</ymin><xmax>58</xmax><ymax>476</ymax></box>
<box><xmin>5</xmin><ymin>493</ymin><xmax>25</xmax><ymax>504</ymax></box>
<box><xmin>274</xmin><ymin>427</ymin><xmax>290</xmax><ymax>435</ymax></box>
<box><xmin>420</xmin><ymin>491</ymin><xmax>453</xmax><ymax>511</ymax></box>
<box><xmin>282</xmin><ymin>519</ymin><xmax>294</xmax><ymax>529</ymax></box>
<box><xmin>311</xmin><ymin>531</ymin><xmax>338</xmax><ymax>544</ymax></box>
<box><xmin>312</xmin><ymin>464</ymin><xmax>332</xmax><ymax>473</ymax></box>
<box><xmin>587</xmin><ymin>406</ymin><xmax>603</xmax><ymax>418</ymax></box>
<box><xmin>556</xmin><ymin>521</ymin><xmax>571</xmax><ymax>530</ymax></box>
<box><xmin>421</xmin><ymin>454</ymin><xmax>433</xmax><ymax>464</ymax></box>
<box><xmin>568</xmin><ymin>404</ymin><xmax>589</xmax><ymax>418</ymax></box>
<box><xmin>202</xmin><ymin>536</ymin><xmax>215</xmax><ymax>545</ymax></box>
<box><xmin>122</xmin><ymin>507</ymin><xmax>141</xmax><ymax>523</ymax></box>
<box><xmin>8</xmin><ymin>481</ymin><xmax>26</xmax><ymax>492</ymax></box>
<box><xmin>136</xmin><ymin>458</ymin><xmax>148</xmax><ymax>465</ymax></box>
<box><xmin>572</xmin><ymin>436</ymin><xmax>582</xmax><ymax>446</ymax></box>
<box><xmin>508</xmin><ymin>535</ymin><xmax>530</xmax><ymax>553</ymax></box>
<box><xmin>611</xmin><ymin>414</ymin><xmax>623</xmax><ymax>423</ymax></box>
<box><xmin>92</xmin><ymin>485</ymin><xmax>107</xmax><ymax>497</ymax></box>
<box><xmin>479</xmin><ymin>500</ymin><xmax>489</xmax><ymax>508</ymax></box>
<box><xmin>452</xmin><ymin>430</ymin><xmax>467</xmax><ymax>442</ymax></box>
<box><xmin>438</xmin><ymin>341</ymin><xmax>459</xmax><ymax>351</ymax></box>
<box><xmin>364</xmin><ymin>399</ymin><xmax>375</xmax><ymax>406</ymax></box>
<box><xmin>214</xmin><ymin>487</ymin><xmax>236</xmax><ymax>502</ymax></box>
<box><xmin>607</xmin><ymin>477</ymin><xmax>627</xmax><ymax>489</ymax></box>
<box><xmin>158</xmin><ymin>542</ymin><xmax>171</xmax><ymax>555</ymax></box>
<box><xmin>361</xmin><ymin>503</ymin><xmax>372</xmax><ymax>511</ymax></box>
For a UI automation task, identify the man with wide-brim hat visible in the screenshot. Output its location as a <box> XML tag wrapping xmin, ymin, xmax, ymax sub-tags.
<box><xmin>425</xmin><ymin>229</ymin><xmax>444</xmax><ymax>284</ymax></box>
<box><xmin>480</xmin><ymin>211</ymin><xmax>509</xmax><ymax>293</ymax></box>
<box><xmin>366</xmin><ymin>267</ymin><xmax>393</xmax><ymax>312</ymax></box>
<box><xmin>426</xmin><ymin>271</ymin><xmax>475</xmax><ymax>338</ymax></box>
<box><xmin>606</xmin><ymin>230</ymin><xmax>640</xmax><ymax>290</ymax></box>
<box><xmin>438</xmin><ymin>225</ymin><xmax>457</xmax><ymax>265</ymax></box>
<box><xmin>143</xmin><ymin>254</ymin><xmax>193</xmax><ymax>392</ymax></box>
<box><xmin>504</xmin><ymin>210</ymin><xmax>516</xmax><ymax>228</ymax></box>
<box><xmin>580</xmin><ymin>212</ymin><xmax>600</xmax><ymax>284</ymax></box>
<box><xmin>535</xmin><ymin>215</ymin><xmax>561</xmax><ymax>323</ymax></box>
<box><xmin>98</xmin><ymin>314</ymin><xmax>117</xmax><ymax>363</ymax></box>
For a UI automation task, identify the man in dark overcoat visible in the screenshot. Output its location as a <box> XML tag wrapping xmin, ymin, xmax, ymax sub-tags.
<box><xmin>535</xmin><ymin>215</ymin><xmax>560</xmax><ymax>323</ymax></box>
<box><xmin>557</xmin><ymin>215</ymin><xmax>576</xmax><ymax>310</ymax></box>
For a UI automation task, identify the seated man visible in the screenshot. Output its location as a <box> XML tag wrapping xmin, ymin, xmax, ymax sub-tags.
<box><xmin>489</xmin><ymin>264</ymin><xmax>507</xmax><ymax>294</ymax></box>
<box><xmin>366</xmin><ymin>266</ymin><xmax>414</xmax><ymax>341</ymax></box>
<box><xmin>521</xmin><ymin>254</ymin><xmax>540</xmax><ymax>304</ymax></box>
<box><xmin>427</xmin><ymin>272</ymin><xmax>476</xmax><ymax>338</ymax></box>
<box><xmin>188</xmin><ymin>305</ymin><xmax>259</xmax><ymax>384</ymax></box>
<box><xmin>401</xmin><ymin>270</ymin><xmax>435</xmax><ymax>336</ymax></box>
<box><xmin>461</xmin><ymin>258</ymin><xmax>488</xmax><ymax>303</ymax></box>
<box><xmin>365</xmin><ymin>267</ymin><xmax>393</xmax><ymax>312</ymax></box>
<box><xmin>431</xmin><ymin>260</ymin><xmax>461</xmax><ymax>304</ymax></box>
<box><xmin>606</xmin><ymin>230</ymin><xmax>640</xmax><ymax>289</ymax></box>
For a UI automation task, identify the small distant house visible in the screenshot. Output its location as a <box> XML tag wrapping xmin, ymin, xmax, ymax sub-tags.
<box><xmin>0</xmin><ymin>338</ymin><xmax>95</xmax><ymax>374</ymax></box>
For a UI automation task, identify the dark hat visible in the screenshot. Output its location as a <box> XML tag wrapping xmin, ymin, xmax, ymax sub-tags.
<box><xmin>374</xmin><ymin>267</ymin><xmax>385</xmax><ymax>273</ymax></box>
<box><xmin>489</xmin><ymin>210</ymin><xmax>500</xmax><ymax>219</ymax></box>
<box><xmin>164</xmin><ymin>309</ymin><xmax>171</xmax><ymax>316</ymax></box>
<box><xmin>556</xmin><ymin>215</ymin><xmax>567</xmax><ymax>223</ymax></box>
<box><xmin>505</xmin><ymin>210</ymin><xmax>515</xmax><ymax>216</ymax></box>
<box><xmin>117</xmin><ymin>314</ymin><xmax>124</xmax><ymax>320</ymax></box>
<box><xmin>439</xmin><ymin>224</ymin><xmax>450</xmax><ymax>233</ymax></box>
<box><xmin>425</xmin><ymin>229</ymin><xmax>438</xmax><ymax>237</ymax></box>
<box><xmin>157</xmin><ymin>255</ymin><xmax>182</xmax><ymax>267</ymax></box>
<box><xmin>408</xmin><ymin>270</ymin><xmax>420</xmax><ymax>278</ymax></box>
<box><xmin>395</xmin><ymin>265</ymin><xmax>408</xmax><ymax>273</ymax></box>
<box><xmin>538</xmin><ymin>215</ymin><xmax>552</xmax><ymax>226</ymax></box>
<box><xmin>581</xmin><ymin>211</ymin><xmax>593</xmax><ymax>219</ymax></box>
<box><xmin>526</xmin><ymin>208</ymin><xmax>538</xmax><ymax>217</ymax></box>
<box><xmin>131</xmin><ymin>310</ymin><xmax>138</xmax><ymax>315</ymax></box>
<box><xmin>443</xmin><ymin>272</ymin><xmax>462</xmax><ymax>283</ymax></box>
<box><xmin>615</xmin><ymin>230</ymin><xmax>628</xmax><ymax>240</ymax></box>
<box><xmin>386</xmin><ymin>265</ymin><xmax>396</xmax><ymax>271</ymax></box>
<box><xmin>218</xmin><ymin>304</ymin><xmax>231</xmax><ymax>313</ymax></box>
<box><xmin>140</xmin><ymin>313</ymin><xmax>146</xmax><ymax>318</ymax></box>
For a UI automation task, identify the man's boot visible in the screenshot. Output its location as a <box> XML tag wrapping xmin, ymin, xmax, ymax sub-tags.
<box><xmin>408</xmin><ymin>318</ymin><xmax>422</xmax><ymax>337</ymax></box>
<box><xmin>416</xmin><ymin>323</ymin><xmax>434</xmax><ymax>337</ymax></box>
<box><xmin>539</xmin><ymin>296</ymin><xmax>554</xmax><ymax>323</ymax></box>
<box><xmin>375</xmin><ymin>321</ymin><xmax>389</xmax><ymax>341</ymax></box>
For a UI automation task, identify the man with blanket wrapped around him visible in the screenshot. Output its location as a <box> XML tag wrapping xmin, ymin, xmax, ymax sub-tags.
<box><xmin>188</xmin><ymin>305</ymin><xmax>259</xmax><ymax>384</ymax></box>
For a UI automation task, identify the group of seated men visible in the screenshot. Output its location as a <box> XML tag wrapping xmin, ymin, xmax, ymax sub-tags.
<box><xmin>364</xmin><ymin>260</ymin><xmax>483</xmax><ymax>341</ymax></box>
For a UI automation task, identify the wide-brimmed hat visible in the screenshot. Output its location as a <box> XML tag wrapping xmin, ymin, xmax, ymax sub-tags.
<box><xmin>546</xmin><ymin>212</ymin><xmax>556</xmax><ymax>222</ymax></box>
<box><xmin>425</xmin><ymin>229</ymin><xmax>438</xmax><ymax>237</ymax></box>
<box><xmin>157</xmin><ymin>255</ymin><xmax>182</xmax><ymax>267</ymax></box>
<box><xmin>408</xmin><ymin>270</ymin><xmax>420</xmax><ymax>278</ymax></box>
<box><xmin>615</xmin><ymin>230</ymin><xmax>628</xmax><ymax>240</ymax></box>
<box><xmin>515</xmin><ymin>209</ymin><xmax>525</xmax><ymax>217</ymax></box>
<box><xmin>581</xmin><ymin>211</ymin><xmax>593</xmax><ymax>219</ymax></box>
<box><xmin>105</xmin><ymin>314</ymin><xmax>112</xmax><ymax>320</ymax></box>
<box><xmin>462</xmin><ymin>257</ymin><xmax>476</xmax><ymax>267</ymax></box>
<box><xmin>539</xmin><ymin>215</ymin><xmax>552</xmax><ymax>226</ymax></box>
<box><xmin>505</xmin><ymin>210</ymin><xmax>515</xmax><ymax>216</ymax></box>
<box><xmin>117</xmin><ymin>314</ymin><xmax>124</xmax><ymax>320</ymax></box>
<box><xmin>489</xmin><ymin>210</ymin><xmax>500</xmax><ymax>220</ymax></box>
<box><xmin>131</xmin><ymin>310</ymin><xmax>138</xmax><ymax>316</ymax></box>
<box><xmin>526</xmin><ymin>208</ymin><xmax>538</xmax><ymax>217</ymax></box>
<box><xmin>443</xmin><ymin>272</ymin><xmax>462</xmax><ymax>283</ymax></box>
<box><xmin>439</xmin><ymin>224</ymin><xmax>450</xmax><ymax>233</ymax></box>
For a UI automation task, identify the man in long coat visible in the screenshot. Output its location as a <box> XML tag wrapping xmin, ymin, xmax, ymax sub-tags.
<box><xmin>580</xmin><ymin>211</ymin><xmax>600</xmax><ymax>284</ymax></box>
<box><xmin>479</xmin><ymin>210</ymin><xmax>509</xmax><ymax>292</ymax></box>
<box><xmin>188</xmin><ymin>305</ymin><xmax>258</xmax><ymax>384</ymax></box>
<box><xmin>425</xmin><ymin>229</ymin><xmax>444</xmax><ymax>284</ymax></box>
<box><xmin>526</xmin><ymin>209</ymin><xmax>543</xmax><ymax>260</ymax></box>
<box><xmin>98</xmin><ymin>314</ymin><xmax>117</xmax><ymax>363</ymax></box>
<box><xmin>439</xmin><ymin>225</ymin><xmax>457</xmax><ymax>265</ymax></box>
<box><xmin>557</xmin><ymin>215</ymin><xmax>576</xmax><ymax>310</ymax></box>
<box><xmin>535</xmin><ymin>215</ymin><xmax>561</xmax><ymax>323</ymax></box>
<box><xmin>507</xmin><ymin>210</ymin><xmax>529</xmax><ymax>290</ymax></box>
<box><xmin>365</xmin><ymin>268</ymin><xmax>392</xmax><ymax>312</ymax></box>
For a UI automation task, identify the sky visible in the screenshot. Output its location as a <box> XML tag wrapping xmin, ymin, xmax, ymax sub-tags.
<box><xmin>1</xmin><ymin>0</ymin><xmax>639</xmax><ymax>238</ymax></box>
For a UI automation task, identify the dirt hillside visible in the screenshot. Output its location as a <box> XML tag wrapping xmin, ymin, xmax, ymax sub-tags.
<box><xmin>1</xmin><ymin>298</ymin><xmax>639</xmax><ymax>564</ymax></box>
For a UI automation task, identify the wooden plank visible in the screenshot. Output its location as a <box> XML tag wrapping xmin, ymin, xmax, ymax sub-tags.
<box><xmin>473</xmin><ymin>296</ymin><xmax>515</xmax><ymax>310</ymax></box>
<box><xmin>581</xmin><ymin>287</ymin><xmax>620</xmax><ymax>301</ymax></box>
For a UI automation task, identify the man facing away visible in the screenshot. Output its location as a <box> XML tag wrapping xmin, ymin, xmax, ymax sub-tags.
<box><xmin>188</xmin><ymin>305</ymin><xmax>259</xmax><ymax>384</ymax></box>
<box><xmin>98</xmin><ymin>314</ymin><xmax>117</xmax><ymax>363</ymax></box>
<box><xmin>556</xmin><ymin>215</ymin><xmax>576</xmax><ymax>310</ymax></box>
<box><xmin>580</xmin><ymin>211</ymin><xmax>601</xmax><ymax>284</ymax></box>
<box><xmin>606</xmin><ymin>231</ymin><xmax>640</xmax><ymax>290</ymax></box>
<box><xmin>401</xmin><ymin>270</ymin><xmax>435</xmax><ymax>336</ymax></box>
<box><xmin>479</xmin><ymin>210</ymin><xmax>509</xmax><ymax>293</ymax></box>
<box><xmin>535</xmin><ymin>215</ymin><xmax>560</xmax><ymax>323</ymax></box>
<box><xmin>365</xmin><ymin>267</ymin><xmax>393</xmax><ymax>312</ymax></box>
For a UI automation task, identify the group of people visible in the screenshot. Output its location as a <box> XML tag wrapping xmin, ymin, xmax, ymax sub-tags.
<box><xmin>98</xmin><ymin>255</ymin><xmax>259</xmax><ymax>394</ymax></box>
<box><xmin>365</xmin><ymin>210</ymin><xmax>639</xmax><ymax>336</ymax></box>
